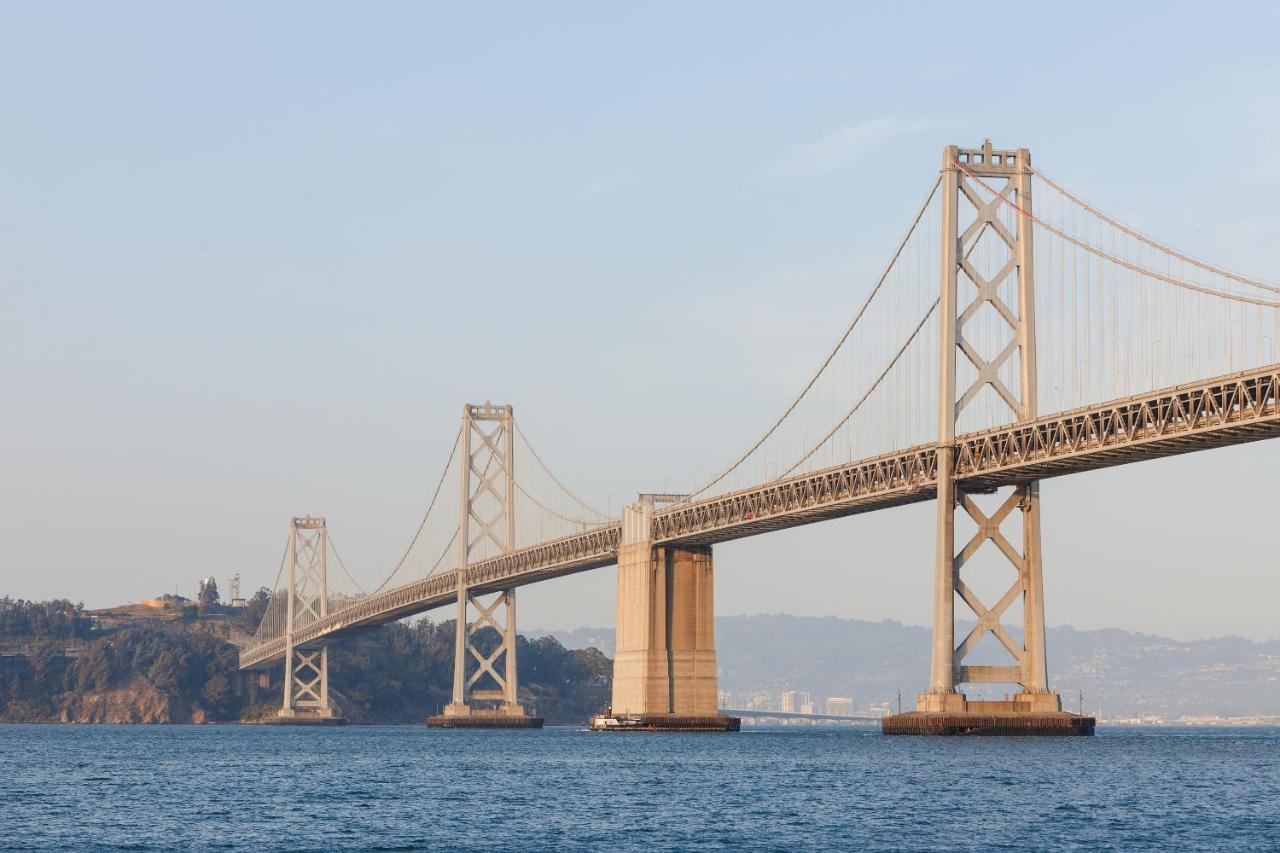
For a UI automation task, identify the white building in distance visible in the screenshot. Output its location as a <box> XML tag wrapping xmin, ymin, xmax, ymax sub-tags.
<box><xmin>781</xmin><ymin>691</ymin><xmax>811</xmax><ymax>713</ymax></box>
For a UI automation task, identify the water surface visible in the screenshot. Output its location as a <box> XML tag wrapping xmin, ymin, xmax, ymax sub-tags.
<box><xmin>2</xmin><ymin>724</ymin><xmax>1276</xmax><ymax>851</ymax></box>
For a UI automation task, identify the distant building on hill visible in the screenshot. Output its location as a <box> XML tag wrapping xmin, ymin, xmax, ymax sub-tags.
<box><xmin>826</xmin><ymin>697</ymin><xmax>856</xmax><ymax>717</ymax></box>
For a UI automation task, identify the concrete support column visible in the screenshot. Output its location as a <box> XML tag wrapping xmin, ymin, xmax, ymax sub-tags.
<box><xmin>449</xmin><ymin>405</ymin><xmax>473</xmax><ymax>712</ymax></box>
<box><xmin>1013</xmin><ymin>151</ymin><xmax>1053</xmax><ymax>707</ymax></box>
<box><xmin>448</xmin><ymin>578</ymin><xmax>467</xmax><ymax>709</ymax></box>
<box><xmin>1019</xmin><ymin>482</ymin><xmax>1051</xmax><ymax>694</ymax></box>
<box><xmin>920</xmin><ymin>148</ymin><xmax>965</xmax><ymax>714</ymax></box>
<box><xmin>503</xmin><ymin>590</ymin><xmax>518</xmax><ymax>708</ymax></box>
<box><xmin>318</xmin><ymin>646</ymin><xmax>330</xmax><ymax>711</ymax></box>
<box><xmin>667</xmin><ymin>546</ymin><xmax>717</xmax><ymax>715</ymax></box>
<box><xmin>611</xmin><ymin>503</ymin><xmax>718</xmax><ymax>717</ymax></box>
<box><xmin>926</xmin><ymin>445</ymin><xmax>957</xmax><ymax>696</ymax></box>
<box><xmin>612</xmin><ymin>503</ymin><xmax>665</xmax><ymax>714</ymax></box>
<box><xmin>282</xmin><ymin>519</ymin><xmax>297</xmax><ymax>713</ymax></box>
<box><xmin>281</xmin><ymin>644</ymin><xmax>295</xmax><ymax>712</ymax></box>
<box><xmin>280</xmin><ymin>645</ymin><xmax>294</xmax><ymax>713</ymax></box>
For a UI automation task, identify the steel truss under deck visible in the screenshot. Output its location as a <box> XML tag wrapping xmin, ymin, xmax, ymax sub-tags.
<box><xmin>240</xmin><ymin>363</ymin><xmax>1280</xmax><ymax>671</ymax></box>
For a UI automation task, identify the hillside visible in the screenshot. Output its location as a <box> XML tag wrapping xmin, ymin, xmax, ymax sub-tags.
<box><xmin>0</xmin><ymin>597</ymin><xmax>610</xmax><ymax>724</ymax></box>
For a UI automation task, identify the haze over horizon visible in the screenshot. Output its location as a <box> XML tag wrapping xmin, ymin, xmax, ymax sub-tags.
<box><xmin>3</xmin><ymin>3</ymin><xmax>1279</xmax><ymax>642</ymax></box>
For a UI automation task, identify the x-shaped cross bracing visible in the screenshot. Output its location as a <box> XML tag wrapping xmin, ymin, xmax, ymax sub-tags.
<box><xmin>955</xmin><ymin>174</ymin><xmax>1026</xmax><ymax>421</ymax></box>
<box><xmin>463</xmin><ymin>592</ymin><xmax>512</xmax><ymax>693</ymax></box>
<box><xmin>467</xmin><ymin>645</ymin><xmax>508</xmax><ymax>690</ymax></box>
<box><xmin>293</xmin><ymin>534</ymin><xmax>325</xmax><ymax>627</ymax></box>
<box><xmin>952</xmin><ymin>488</ymin><xmax>1031</xmax><ymax>680</ymax></box>
<box><xmin>467</xmin><ymin>421</ymin><xmax>510</xmax><ymax>555</ymax></box>
<box><xmin>289</xmin><ymin>650</ymin><xmax>325</xmax><ymax>707</ymax></box>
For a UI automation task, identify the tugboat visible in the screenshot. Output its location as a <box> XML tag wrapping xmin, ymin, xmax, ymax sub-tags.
<box><xmin>589</xmin><ymin>710</ymin><xmax>644</xmax><ymax>731</ymax></box>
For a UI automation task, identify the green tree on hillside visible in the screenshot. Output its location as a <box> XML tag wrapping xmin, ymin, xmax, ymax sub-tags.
<box><xmin>237</xmin><ymin>588</ymin><xmax>271</xmax><ymax>632</ymax></box>
<box><xmin>74</xmin><ymin>644</ymin><xmax>115</xmax><ymax>692</ymax></box>
<box><xmin>198</xmin><ymin>578</ymin><xmax>219</xmax><ymax>610</ymax></box>
<box><xmin>201</xmin><ymin>673</ymin><xmax>233</xmax><ymax>717</ymax></box>
<box><xmin>0</xmin><ymin>598</ymin><xmax>91</xmax><ymax>639</ymax></box>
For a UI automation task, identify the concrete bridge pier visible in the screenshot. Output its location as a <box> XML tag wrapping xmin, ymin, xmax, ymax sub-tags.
<box><xmin>592</xmin><ymin>502</ymin><xmax>738</xmax><ymax>731</ymax></box>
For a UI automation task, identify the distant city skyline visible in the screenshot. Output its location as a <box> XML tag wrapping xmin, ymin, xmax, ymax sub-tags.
<box><xmin>542</xmin><ymin>613</ymin><xmax>1280</xmax><ymax>719</ymax></box>
<box><xmin>2</xmin><ymin>3</ymin><xmax>1279</xmax><ymax>641</ymax></box>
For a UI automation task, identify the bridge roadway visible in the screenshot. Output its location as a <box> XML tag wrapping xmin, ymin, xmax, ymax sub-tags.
<box><xmin>240</xmin><ymin>363</ymin><xmax>1280</xmax><ymax>670</ymax></box>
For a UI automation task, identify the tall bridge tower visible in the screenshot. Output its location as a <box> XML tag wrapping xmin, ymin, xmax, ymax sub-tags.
<box><xmin>278</xmin><ymin>516</ymin><xmax>341</xmax><ymax>722</ymax></box>
<box><xmin>917</xmin><ymin>141</ymin><xmax>1062</xmax><ymax>719</ymax></box>
<box><xmin>433</xmin><ymin>403</ymin><xmax>540</xmax><ymax>726</ymax></box>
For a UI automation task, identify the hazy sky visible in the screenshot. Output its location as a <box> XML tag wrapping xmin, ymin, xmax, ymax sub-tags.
<box><xmin>3</xmin><ymin>3</ymin><xmax>1278</xmax><ymax>641</ymax></box>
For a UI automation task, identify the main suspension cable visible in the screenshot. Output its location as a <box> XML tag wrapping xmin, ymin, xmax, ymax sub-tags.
<box><xmin>325</xmin><ymin>531</ymin><xmax>368</xmax><ymax>596</ymax></box>
<box><xmin>513</xmin><ymin>479</ymin><xmax>601</xmax><ymax>527</ymax></box>
<box><xmin>779</xmin><ymin>297</ymin><xmax>940</xmax><ymax>479</ymax></box>
<box><xmin>957</xmin><ymin>161</ymin><xmax>1280</xmax><ymax>309</ymax></box>
<box><xmin>513</xmin><ymin>421</ymin><xmax>610</xmax><ymax>519</ymax></box>
<box><xmin>428</xmin><ymin>527</ymin><xmax>459</xmax><ymax>577</ymax></box>
<box><xmin>253</xmin><ymin>536</ymin><xmax>291</xmax><ymax>640</ymax></box>
<box><xmin>370</xmin><ymin>424</ymin><xmax>463</xmax><ymax>594</ymax></box>
<box><xmin>1032</xmin><ymin>167</ymin><xmax>1280</xmax><ymax>295</ymax></box>
<box><xmin>682</xmin><ymin>174</ymin><xmax>943</xmax><ymax>502</ymax></box>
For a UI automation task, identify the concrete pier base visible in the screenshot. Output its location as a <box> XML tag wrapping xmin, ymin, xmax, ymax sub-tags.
<box><xmin>589</xmin><ymin>713</ymin><xmax>740</xmax><ymax>732</ymax></box>
<box><xmin>268</xmin><ymin>710</ymin><xmax>346</xmax><ymax>726</ymax></box>
<box><xmin>427</xmin><ymin>713</ymin><xmax>543</xmax><ymax>728</ymax></box>
<box><xmin>882</xmin><ymin>711</ymin><xmax>1094</xmax><ymax>736</ymax></box>
<box><xmin>883</xmin><ymin>693</ymin><xmax>1093</xmax><ymax>736</ymax></box>
<box><xmin>427</xmin><ymin>703</ymin><xmax>543</xmax><ymax>729</ymax></box>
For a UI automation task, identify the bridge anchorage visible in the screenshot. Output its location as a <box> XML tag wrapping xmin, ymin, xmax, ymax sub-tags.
<box><xmin>590</xmin><ymin>500</ymin><xmax>739</xmax><ymax>732</ymax></box>
<box><xmin>239</xmin><ymin>138</ymin><xmax>1280</xmax><ymax>736</ymax></box>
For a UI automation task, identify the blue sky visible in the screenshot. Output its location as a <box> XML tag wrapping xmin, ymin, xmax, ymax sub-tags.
<box><xmin>2</xmin><ymin>2</ymin><xmax>1278</xmax><ymax>639</ymax></box>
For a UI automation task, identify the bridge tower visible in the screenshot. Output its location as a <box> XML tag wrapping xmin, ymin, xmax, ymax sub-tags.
<box><xmin>278</xmin><ymin>516</ymin><xmax>341</xmax><ymax>723</ymax></box>
<box><xmin>911</xmin><ymin>141</ymin><xmax>1072</xmax><ymax>728</ymax></box>
<box><xmin>431</xmin><ymin>403</ymin><xmax>541</xmax><ymax>727</ymax></box>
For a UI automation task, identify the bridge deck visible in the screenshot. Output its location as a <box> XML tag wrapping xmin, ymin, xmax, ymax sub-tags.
<box><xmin>240</xmin><ymin>364</ymin><xmax>1280</xmax><ymax>670</ymax></box>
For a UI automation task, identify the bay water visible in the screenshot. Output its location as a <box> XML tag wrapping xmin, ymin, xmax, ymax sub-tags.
<box><xmin>2</xmin><ymin>724</ymin><xmax>1277</xmax><ymax>851</ymax></box>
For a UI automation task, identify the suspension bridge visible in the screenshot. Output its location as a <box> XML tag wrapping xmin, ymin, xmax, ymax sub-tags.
<box><xmin>240</xmin><ymin>141</ymin><xmax>1280</xmax><ymax>734</ymax></box>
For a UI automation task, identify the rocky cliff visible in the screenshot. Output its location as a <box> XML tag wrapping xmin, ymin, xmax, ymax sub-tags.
<box><xmin>55</xmin><ymin>676</ymin><xmax>206</xmax><ymax>724</ymax></box>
